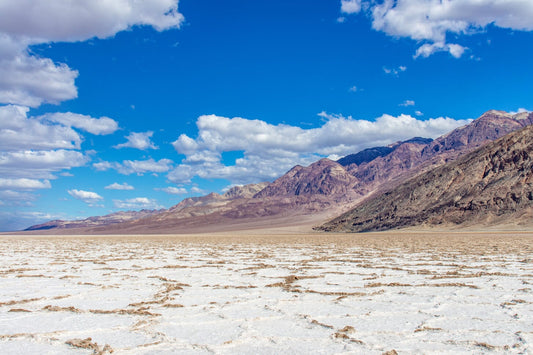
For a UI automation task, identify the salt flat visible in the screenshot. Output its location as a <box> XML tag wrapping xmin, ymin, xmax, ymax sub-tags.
<box><xmin>0</xmin><ymin>232</ymin><xmax>532</xmax><ymax>354</ymax></box>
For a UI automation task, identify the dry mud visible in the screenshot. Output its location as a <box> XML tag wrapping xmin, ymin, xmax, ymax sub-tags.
<box><xmin>0</xmin><ymin>232</ymin><xmax>532</xmax><ymax>354</ymax></box>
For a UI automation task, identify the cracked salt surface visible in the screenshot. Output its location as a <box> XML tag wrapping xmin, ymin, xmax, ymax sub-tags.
<box><xmin>0</xmin><ymin>233</ymin><xmax>532</xmax><ymax>354</ymax></box>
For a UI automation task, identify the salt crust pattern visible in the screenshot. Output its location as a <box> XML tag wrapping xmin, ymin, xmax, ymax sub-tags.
<box><xmin>0</xmin><ymin>233</ymin><xmax>532</xmax><ymax>354</ymax></box>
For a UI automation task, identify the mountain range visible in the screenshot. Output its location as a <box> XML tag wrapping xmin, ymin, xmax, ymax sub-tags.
<box><xmin>25</xmin><ymin>110</ymin><xmax>533</xmax><ymax>234</ymax></box>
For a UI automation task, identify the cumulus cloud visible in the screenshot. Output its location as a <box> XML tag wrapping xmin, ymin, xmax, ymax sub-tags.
<box><xmin>190</xmin><ymin>187</ymin><xmax>205</xmax><ymax>194</ymax></box>
<box><xmin>0</xmin><ymin>0</ymin><xmax>184</xmax><ymax>107</ymax></box>
<box><xmin>0</xmin><ymin>36</ymin><xmax>79</xmax><ymax>107</ymax></box>
<box><xmin>510</xmin><ymin>108</ymin><xmax>530</xmax><ymax>115</ymax></box>
<box><xmin>68</xmin><ymin>189</ymin><xmax>103</xmax><ymax>205</ymax></box>
<box><xmin>0</xmin><ymin>105</ymin><xmax>82</xmax><ymax>151</ymax></box>
<box><xmin>415</xmin><ymin>42</ymin><xmax>466</xmax><ymax>59</ymax></box>
<box><xmin>341</xmin><ymin>0</ymin><xmax>362</xmax><ymax>14</ymax></box>
<box><xmin>93</xmin><ymin>158</ymin><xmax>173</xmax><ymax>175</ymax></box>
<box><xmin>0</xmin><ymin>0</ymin><xmax>184</xmax><ymax>42</ymax></box>
<box><xmin>400</xmin><ymin>100</ymin><xmax>415</xmax><ymax>107</ymax></box>
<box><xmin>113</xmin><ymin>197</ymin><xmax>162</xmax><ymax>210</ymax></box>
<box><xmin>105</xmin><ymin>182</ymin><xmax>134</xmax><ymax>190</ymax></box>
<box><xmin>168</xmin><ymin>113</ymin><xmax>470</xmax><ymax>185</ymax></box>
<box><xmin>0</xmin><ymin>178</ymin><xmax>51</xmax><ymax>190</ymax></box>
<box><xmin>157</xmin><ymin>186</ymin><xmax>188</xmax><ymax>195</ymax></box>
<box><xmin>114</xmin><ymin>131</ymin><xmax>157</xmax><ymax>150</ymax></box>
<box><xmin>0</xmin><ymin>150</ymin><xmax>89</xmax><ymax>179</ymax></box>
<box><xmin>343</xmin><ymin>0</ymin><xmax>533</xmax><ymax>58</ymax></box>
<box><xmin>44</xmin><ymin>112</ymin><xmax>119</xmax><ymax>135</ymax></box>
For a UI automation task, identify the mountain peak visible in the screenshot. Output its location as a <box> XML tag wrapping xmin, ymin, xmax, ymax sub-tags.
<box><xmin>320</xmin><ymin>123</ymin><xmax>533</xmax><ymax>232</ymax></box>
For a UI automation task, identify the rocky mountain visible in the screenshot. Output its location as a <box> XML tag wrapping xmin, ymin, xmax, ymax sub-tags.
<box><xmin>223</xmin><ymin>182</ymin><xmax>270</xmax><ymax>199</ymax></box>
<box><xmin>342</xmin><ymin>110</ymin><xmax>533</xmax><ymax>197</ymax></box>
<box><xmin>319</xmin><ymin>123</ymin><xmax>533</xmax><ymax>232</ymax></box>
<box><xmin>421</xmin><ymin>110</ymin><xmax>533</xmax><ymax>160</ymax></box>
<box><xmin>254</xmin><ymin>159</ymin><xmax>360</xmax><ymax>201</ymax></box>
<box><xmin>337</xmin><ymin>137</ymin><xmax>432</xmax><ymax>167</ymax></box>
<box><xmin>23</xmin><ymin>110</ymin><xmax>533</xmax><ymax>234</ymax></box>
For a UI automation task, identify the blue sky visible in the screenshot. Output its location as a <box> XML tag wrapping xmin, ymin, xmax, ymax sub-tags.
<box><xmin>1</xmin><ymin>0</ymin><xmax>532</xmax><ymax>231</ymax></box>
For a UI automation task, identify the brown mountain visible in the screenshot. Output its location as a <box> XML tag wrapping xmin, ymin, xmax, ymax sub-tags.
<box><xmin>319</xmin><ymin>123</ymin><xmax>533</xmax><ymax>232</ymax></box>
<box><xmin>23</xmin><ymin>110</ymin><xmax>533</xmax><ymax>234</ymax></box>
<box><xmin>345</xmin><ymin>110</ymin><xmax>533</xmax><ymax>197</ymax></box>
<box><xmin>255</xmin><ymin>159</ymin><xmax>360</xmax><ymax>201</ymax></box>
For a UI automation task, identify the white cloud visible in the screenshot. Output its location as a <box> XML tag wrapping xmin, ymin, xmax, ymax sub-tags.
<box><xmin>0</xmin><ymin>178</ymin><xmax>51</xmax><ymax>190</ymax></box>
<box><xmin>344</xmin><ymin>0</ymin><xmax>533</xmax><ymax>58</ymax></box>
<box><xmin>510</xmin><ymin>108</ymin><xmax>530</xmax><ymax>115</ymax></box>
<box><xmin>0</xmin><ymin>150</ymin><xmax>89</xmax><ymax>179</ymax></box>
<box><xmin>168</xmin><ymin>113</ymin><xmax>470</xmax><ymax>185</ymax></box>
<box><xmin>44</xmin><ymin>112</ymin><xmax>119</xmax><ymax>135</ymax></box>
<box><xmin>383</xmin><ymin>65</ymin><xmax>407</xmax><ymax>76</ymax></box>
<box><xmin>113</xmin><ymin>197</ymin><xmax>162</xmax><ymax>210</ymax></box>
<box><xmin>0</xmin><ymin>1</ymin><xmax>184</xmax><ymax>42</ymax></box>
<box><xmin>0</xmin><ymin>105</ymin><xmax>82</xmax><ymax>151</ymax></box>
<box><xmin>0</xmin><ymin>1</ymin><xmax>184</xmax><ymax>107</ymax></box>
<box><xmin>105</xmin><ymin>182</ymin><xmax>134</xmax><ymax>190</ymax></box>
<box><xmin>400</xmin><ymin>100</ymin><xmax>415</xmax><ymax>107</ymax></box>
<box><xmin>414</xmin><ymin>42</ymin><xmax>466</xmax><ymax>59</ymax></box>
<box><xmin>190</xmin><ymin>187</ymin><xmax>205</xmax><ymax>194</ymax></box>
<box><xmin>415</xmin><ymin>110</ymin><xmax>423</xmax><ymax>116</ymax></box>
<box><xmin>157</xmin><ymin>186</ymin><xmax>188</xmax><ymax>195</ymax></box>
<box><xmin>0</xmin><ymin>36</ymin><xmax>78</xmax><ymax>107</ymax></box>
<box><xmin>68</xmin><ymin>189</ymin><xmax>103</xmax><ymax>205</ymax></box>
<box><xmin>348</xmin><ymin>86</ymin><xmax>358</xmax><ymax>92</ymax></box>
<box><xmin>114</xmin><ymin>131</ymin><xmax>157</xmax><ymax>150</ymax></box>
<box><xmin>93</xmin><ymin>161</ymin><xmax>114</xmax><ymax>171</ymax></box>
<box><xmin>93</xmin><ymin>158</ymin><xmax>173</xmax><ymax>175</ymax></box>
<box><xmin>0</xmin><ymin>190</ymin><xmax>37</xmax><ymax>205</ymax></box>
<box><xmin>341</xmin><ymin>0</ymin><xmax>362</xmax><ymax>14</ymax></box>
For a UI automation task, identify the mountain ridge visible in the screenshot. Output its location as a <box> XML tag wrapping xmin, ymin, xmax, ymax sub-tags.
<box><xmin>23</xmin><ymin>109</ymin><xmax>533</xmax><ymax>234</ymax></box>
<box><xmin>318</xmin><ymin>122</ymin><xmax>533</xmax><ymax>232</ymax></box>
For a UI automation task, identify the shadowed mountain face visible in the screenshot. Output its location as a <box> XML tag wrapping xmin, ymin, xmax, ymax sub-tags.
<box><xmin>337</xmin><ymin>137</ymin><xmax>433</xmax><ymax>167</ymax></box>
<box><xmin>23</xmin><ymin>110</ymin><xmax>533</xmax><ymax>234</ymax></box>
<box><xmin>319</xmin><ymin>123</ymin><xmax>533</xmax><ymax>232</ymax></box>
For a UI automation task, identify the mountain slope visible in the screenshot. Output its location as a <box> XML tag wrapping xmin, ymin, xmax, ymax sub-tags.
<box><xmin>25</xmin><ymin>209</ymin><xmax>162</xmax><ymax>231</ymax></box>
<box><xmin>319</xmin><ymin>124</ymin><xmax>533</xmax><ymax>232</ymax></box>
<box><xmin>337</xmin><ymin>137</ymin><xmax>432</xmax><ymax>167</ymax></box>
<box><xmin>23</xmin><ymin>110</ymin><xmax>533</xmax><ymax>234</ymax></box>
<box><xmin>254</xmin><ymin>159</ymin><xmax>360</xmax><ymax>201</ymax></box>
<box><xmin>345</xmin><ymin>111</ymin><xmax>533</xmax><ymax>196</ymax></box>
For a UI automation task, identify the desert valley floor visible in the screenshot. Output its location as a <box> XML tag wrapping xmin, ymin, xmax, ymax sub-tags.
<box><xmin>0</xmin><ymin>232</ymin><xmax>532</xmax><ymax>354</ymax></box>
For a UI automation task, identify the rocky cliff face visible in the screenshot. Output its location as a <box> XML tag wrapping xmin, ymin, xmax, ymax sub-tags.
<box><xmin>319</xmin><ymin>123</ymin><xmax>533</xmax><ymax>232</ymax></box>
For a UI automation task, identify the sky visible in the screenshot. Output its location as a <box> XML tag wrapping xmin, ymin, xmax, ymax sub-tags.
<box><xmin>1</xmin><ymin>0</ymin><xmax>532</xmax><ymax>231</ymax></box>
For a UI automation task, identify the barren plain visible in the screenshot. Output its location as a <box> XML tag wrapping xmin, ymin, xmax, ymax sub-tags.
<box><xmin>0</xmin><ymin>232</ymin><xmax>532</xmax><ymax>354</ymax></box>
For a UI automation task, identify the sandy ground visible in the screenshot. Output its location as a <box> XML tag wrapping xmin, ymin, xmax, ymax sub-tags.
<box><xmin>0</xmin><ymin>231</ymin><xmax>532</xmax><ymax>354</ymax></box>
